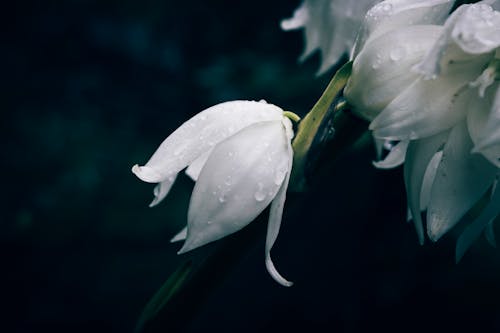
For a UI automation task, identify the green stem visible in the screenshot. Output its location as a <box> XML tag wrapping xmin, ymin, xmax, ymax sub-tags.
<box><xmin>290</xmin><ymin>61</ymin><xmax>353</xmax><ymax>191</ymax></box>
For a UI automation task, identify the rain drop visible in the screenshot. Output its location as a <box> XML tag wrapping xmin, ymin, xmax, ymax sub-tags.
<box><xmin>254</xmin><ymin>182</ymin><xmax>266</xmax><ymax>202</ymax></box>
<box><xmin>274</xmin><ymin>168</ymin><xmax>287</xmax><ymax>185</ymax></box>
<box><xmin>389</xmin><ymin>47</ymin><xmax>405</xmax><ymax>61</ymax></box>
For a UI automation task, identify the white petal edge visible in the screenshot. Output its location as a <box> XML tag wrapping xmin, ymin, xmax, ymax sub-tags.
<box><xmin>185</xmin><ymin>149</ymin><xmax>213</xmax><ymax>181</ymax></box>
<box><xmin>265</xmin><ymin>119</ymin><xmax>294</xmax><ymax>287</ymax></box>
<box><xmin>404</xmin><ymin>132</ymin><xmax>449</xmax><ymax>244</ymax></box>
<box><xmin>149</xmin><ymin>175</ymin><xmax>177</xmax><ymax>207</ymax></box>
<box><xmin>170</xmin><ymin>227</ymin><xmax>187</xmax><ymax>243</ymax></box>
<box><xmin>373</xmin><ymin>140</ymin><xmax>409</xmax><ymax>169</ymax></box>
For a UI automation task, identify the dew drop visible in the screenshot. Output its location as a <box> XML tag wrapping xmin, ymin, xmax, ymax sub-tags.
<box><xmin>224</xmin><ymin>176</ymin><xmax>232</xmax><ymax>186</ymax></box>
<box><xmin>218</xmin><ymin>194</ymin><xmax>227</xmax><ymax>203</ymax></box>
<box><xmin>274</xmin><ymin>168</ymin><xmax>287</xmax><ymax>185</ymax></box>
<box><xmin>389</xmin><ymin>47</ymin><xmax>405</xmax><ymax>61</ymax></box>
<box><xmin>254</xmin><ymin>182</ymin><xmax>266</xmax><ymax>202</ymax></box>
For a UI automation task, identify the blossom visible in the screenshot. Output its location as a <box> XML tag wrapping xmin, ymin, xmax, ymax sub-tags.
<box><xmin>344</xmin><ymin>0</ymin><xmax>500</xmax><ymax>252</ymax></box>
<box><xmin>132</xmin><ymin>100</ymin><xmax>295</xmax><ymax>286</ymax></box>
<box><xmin>281</xmin><ymin>0</ymin><xmax>381</xmax><ymax>74</ymax></box>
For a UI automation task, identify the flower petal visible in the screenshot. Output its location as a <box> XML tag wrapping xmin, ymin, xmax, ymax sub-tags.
<box><xmin>352</xmin><ymin>0</ymin><xmax>454</xmax><ymax>57</ymax></box>
<box><xmin>370</xmin><ymin>68</ymin><xmax>479</xmax><ymax>140</ymax></box>
<box><xmin>282</xmin><ymin>0</ymin><xmax>380</xmax><ymax>74</ymax></box>
<box><xmin>179</xmin><ymin>120</ymin><xmax>292</xmax><ymax>253</ymax></box>
<box><xmin>185</xmin><ymin>150</ymin><xmax>212</xmax><ymax>181</ymax></box>
<box><xmin>346</xmin><ymin>25</ymin><xmax>442</xmax><ymax>120</ymax></box>
<box><xmin>427</xmin><ymin>122</ymin><xmax>498</xmax><ymax>241</ymax></box>
<box><xmin>265</xmin><ymin>119</ymin><xmax>294</xmax><ymax>287</ymax></box>
<box><xmin>170</xmin><ymin>227</ymin><xmax>187</xmax><ymax>243</ymax></box>
<box><xmin>415</xmin><ymin>3</ymin><xmax>498</xmax><ymax>78</ymax></box>
<box><xmin>149</xmin><ymin>175</ymin><xmax>177</xmax><ymax>208</ymax></box>
<box><xmin>468</xmin><ymin>83</ymin><xmax>500</xmax><ymax>167</ymax></box>
<box><xmin>456</xmin><ymin>182</ymin><xmax>500</xmax><ymax>262</ymax></box>
<box><xmin>132</xmin><ymin>100</ymin><xmax>283</xmax><ymax>183</ymax></box>
<box><xmin>451</xmin><ymin>4</ymin><xmax>500</xmax><ymax>55</ymax></box>
<box><xmin>373</xmin><ymin>140</ymin><xmax>409</xmax><ymax>169</ymax></box>
<box><xmin>420</xmin><ymin>151</ymin><xmax>443</xmax><ymax>211</ymax></box>
<box><xmin>404</xmin><ymin>132</ymin><xmax>448</xmax><ymax>244</ymax></box>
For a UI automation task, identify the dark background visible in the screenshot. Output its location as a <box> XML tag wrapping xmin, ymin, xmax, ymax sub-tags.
<box><xmin>4</xmin><ymin>0</ymin><xmax>500</xmax><ymax>332</ymax></box>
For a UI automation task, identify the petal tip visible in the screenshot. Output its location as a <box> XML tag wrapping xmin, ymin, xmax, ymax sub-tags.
<box><xmin>265</xmin><ymin>254</ymin><xmax>293</xmax><ymax>287</ymax></box>
<box><xmin>132</xmin><ymin>164</ymin><xmax>161</xmax><ymax>183</ymax></box>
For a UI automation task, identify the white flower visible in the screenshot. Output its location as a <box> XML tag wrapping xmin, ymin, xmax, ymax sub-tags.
<box><xmin>281</xmin><ymin>0</ymin><xmax>382</xmax><ymax>74</ymax></box>
<box><xmin>344</xmin><ymin>0</ymin><xmax>500</xmax><ymax>251</ymax></box>
<box><xmin>132</xmin><ymin>100</ymin><xmax>295</xmax><ymax>286</ymax></box>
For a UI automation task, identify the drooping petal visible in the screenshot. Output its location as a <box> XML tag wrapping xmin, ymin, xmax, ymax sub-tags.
<box><xmin>170</xmin><ymin>227</ymin><xmax>187</xmax><ymax>243</ymax></box>
<box><xmin>352</xmin><ymin>0</ymin><xmax>454</xmax><ymax>57</ymax></box>
<box><xmin>456</xmin><ymin>182</ymin><xmax>500</xmax><ymax>262</ymax></box>
<box><xmin>179</xmin><ymin>120</ymin><xmax>292</xmax><ymax>253</ymax></box>
<box><xmin>345</xmin><ymin>25</ymin><xmax>442</xmax><ymax>120</ymax></box>
<box><xmin>132</xmin><ymin>100</ymin><xmax>283</xmax><ymax>183</ymax></box>
<box><xmin>404</xmin><ymin>132</ymin><xmax>449</xmax><ymax>244</ymax></box>
<box><xmin>372</xmin><ymin>140</ymin><xmax>409</xmax><ymax>169</ymax></box>
<box><xmin>427</xmin><ymin>122</ymin><xmax>498</xmax><ymax>241</ymax></box>
<box><xmin>265</xmin><ymin>118</ymin><xmax>294</xmax><ymax>287</ymax></box>
<box><xmin>281</xmin><ymin>0</ymin><xmax>381</xmax><ymax>74</ymax></box>
<box><xmin>185</xmin><ymin>150</ymin><xmax>212</xmax><ymax>181</ymax></box>
<box><xmin>420</xmin><ymin>151</ymin><xmax>443</xmax><ymax>211</ymax></box>
<box><xmin>415</xmin><ymin>3</ymin><xmax>499</xmax><ymax>78</ymax></box>
<box><xmin>469</xmin><ymin>83</ymin><xmax>500</xmax><ymax>167</ymax></box>
<box><xmin>370</xmin><ymin>67</ymin><xmax>480</xmax><ymax>140</ymax></box>
<box><xmin>149</xmin><ymin>175</ymin><xmax>177</xmax><ymax>207</ymax></box>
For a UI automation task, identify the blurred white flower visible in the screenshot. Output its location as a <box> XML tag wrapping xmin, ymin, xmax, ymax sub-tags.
<box><xmin>344</xmin><ymin>0</ymin><xmax>500</xmax><ymax>250</ymax></box>
<box><xmin>281</xmin><ymin>0</ymin><xmax>381</xmax><ymax>74</ymax></box>
<box><xmin>132</xmin><ymin>100</ymin><xmax>294</xmax><ymax>286</ymax></box>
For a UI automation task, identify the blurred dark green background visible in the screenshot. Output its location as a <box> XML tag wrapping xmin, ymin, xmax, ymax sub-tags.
<box><xmin>4</xmin><ymin>0</ymin><xmax>500</xmax><ymax>332</ymax></box>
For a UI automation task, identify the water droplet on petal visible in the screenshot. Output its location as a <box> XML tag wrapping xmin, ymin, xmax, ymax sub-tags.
<box><xmin>274</xmin><ymin>168</ymin><xmax>287</xmax><ymax>185</ymax></box>
<box><xmin>389</xmin><ymin>47</ymin><xmax>405</xmax><ymax>61</ymax></box>
<box><xmin>254</xmin><ymin>182</ymin><xmax>266</xmax><ymax>202</ymax></box>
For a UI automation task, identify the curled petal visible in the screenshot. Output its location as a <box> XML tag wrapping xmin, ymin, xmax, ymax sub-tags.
<box><xmin>415</xmin><ymin>3</ymin><xmax>498</xmax><ymax>78</ymax></box>
<box><xmin>451</xmin><ymin>4</ymin><xmax>500</xmax><ymax>55</ymax></box>
<box><xmin>179</xmin><ymin>120</ymin><xmax>292</xmax><ymax>253</ymax></box>
<box><xmin>352</xmin><ymin>0</ymin><xmax>454</xmax><ymax>57</ymax></box>
<box><xmin>132</xmin><ymin>100</ymin><xmax>283</xmax><ymax>183</ymax></box>
<box><xmin>427</xmin><ymin>122</ymin><xmax>498</xmax><ymax>241</ymax></box>
<box><xmin>373</xmin><ymin>140</ymin><xmax>409</xmax><ymax>169</ymax></box>
<box><xmin>404</xmin><ymin>132</ymin><xmax>449</xmax><ymax>244</ymax></box>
